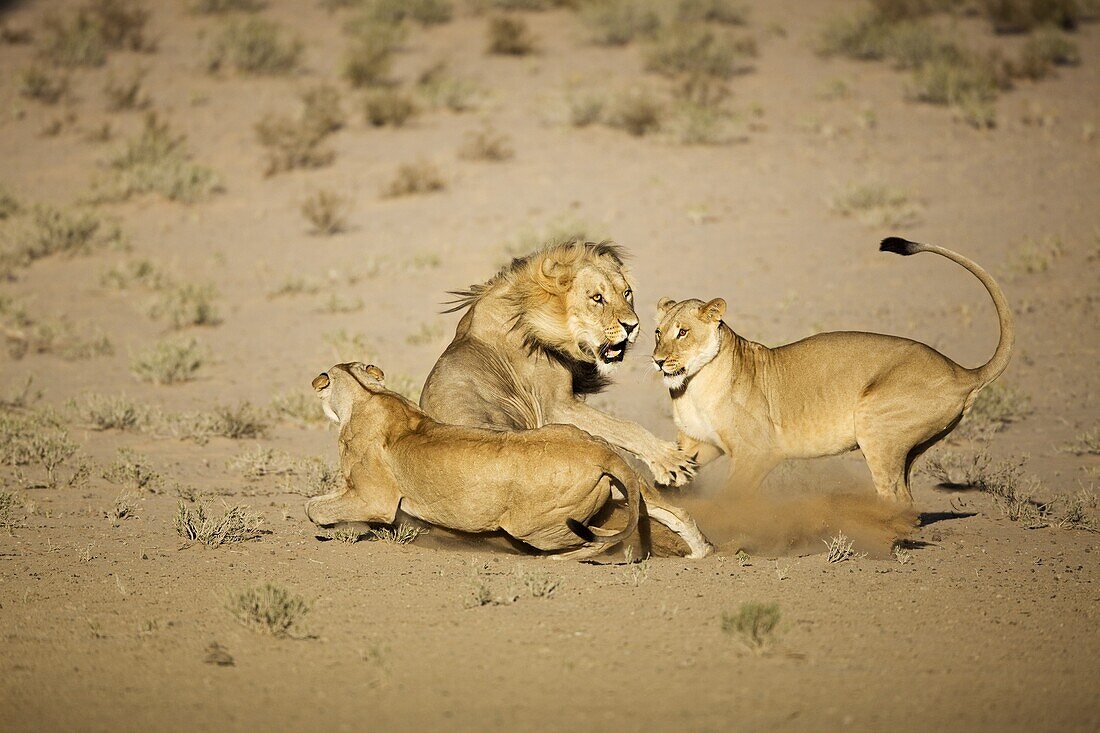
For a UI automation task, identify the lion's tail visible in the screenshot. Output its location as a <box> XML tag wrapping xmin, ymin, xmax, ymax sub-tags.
<box><xmin>879</xmin><ymin>237</ymin><xmax>1014</xmax><ymax>391</ymax></box>
<box><xmin>566</xmin><ymin>471</ymin><xmax>640</xmax><ymax>546</ymax></box>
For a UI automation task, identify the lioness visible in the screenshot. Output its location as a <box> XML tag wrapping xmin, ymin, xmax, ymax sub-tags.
<box><xmin>306</xmin><ymin>362</ymin><xmax>711</xmax><ymax>558</ymax></box>
<box><xmin>651</xmin><ymin>238</ymin><xmax>1014</xmax><ymax>503</ymax></box>
<box><xmin>420</xmin><ymin>239</ymin><xmax>696</xmax><ymax>487</ymax></box>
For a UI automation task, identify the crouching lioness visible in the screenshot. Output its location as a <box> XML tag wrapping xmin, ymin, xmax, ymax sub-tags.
<box><xmin>652</xmin><ymin>238</ymin><xmax>1014</xmax><ymax>503</ymax></box>
<box><xmin>306</xmin><ymin>362</ymin><xmax>712</xmax><ymax>558</ymax></box>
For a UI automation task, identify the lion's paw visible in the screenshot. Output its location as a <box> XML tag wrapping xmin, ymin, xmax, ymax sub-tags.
<box><xmin>646</xmin><ymin>443</ymin><xmax>698</xmax><ymax>488</ymax></box>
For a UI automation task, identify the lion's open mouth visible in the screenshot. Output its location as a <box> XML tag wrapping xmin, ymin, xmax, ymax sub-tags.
<box><xmin>598</xmin><ymin>339</ymin><xmax>629</xmax><ymax>365</ymax></box>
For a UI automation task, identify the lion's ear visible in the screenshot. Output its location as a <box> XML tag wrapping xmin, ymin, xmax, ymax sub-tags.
<box><xmin>656</xmin><ymin>297</ymin><xmax>676</xmax><ymax>318</ymax></box>
<box><xmin>365</xmin><ymin>365</ymin><xmax>385</xmax><ymax>384</ymax></box>
<box><xmin>538</xmin><ymin>254</ymin><xmax>575</xmax><ymax>292</ymax></box>
<box><xmin>698</xmin><ymin>298</ymin><xmax>726</xmax><ymax>323</ymax></box>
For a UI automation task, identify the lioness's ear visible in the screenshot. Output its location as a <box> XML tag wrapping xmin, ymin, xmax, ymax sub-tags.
<box><xmin>656</xmin><ymin>297</ymin><xmax>676</xmax><ymax>318</ymax></box>
<box><xmin>365</xmin><ymin>364</ymin><xmax>385</xmax><ymax>384</ymax></box>
<box><xmin>698</xmin><ymin>298</ymin><xmax>726</xmax><ymax>323</ymax></box>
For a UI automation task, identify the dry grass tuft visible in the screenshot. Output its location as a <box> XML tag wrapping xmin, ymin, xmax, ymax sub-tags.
<box><xmin>92</xmin><ymin>113</ymin><xmax>221</xmax><ymax>203</ymax></box>
<box><xmin>605</xmin><ymin>87</ymin><xmax>664</xmax><ymax>136</ymax></box>
<box><xmin>359</xmin><ymin>0</ymin><xmax>454</xmax><ymax>25</ymax></box>
<box><xmin>100</xmin><ymin>258</ymin><xmax>171</xmax><ymax>291</ymax></box>
<box><xmin>0</xmin><ymin>204</ymin><xmax>123</xmax><ymax>274</ymax></box>
<box><xmin>459</xmin><ymin>124</ymin><xmax>514</xmax><ymax>161</ymax></box>
<box><xmin>255</xmin><ymin>107</ymin><xmax>336</xmax><ymax>176</ymax></box>
<box><xmin>487</xmin><ymin>15</ymin><xmax>536</xmax><ymax>55</ymax></box>
<box><xmin>1</xmin><ymin>297</ymin><xmax>113</xmax><ymax>361</ymax></box>
<box><xmin>170</xmin><ymin>402</ymin><xmax>270</xmax><ymax>443</ymax></box>
<box><xmin>40</xmin><ymin>0</ymin><xmax>152</xmax><ymax>68</ymax></box>
<box><xmin>368</xmin><ymin>523</ymin><xmax>426</xmax><ymax>544</ymax></box>
<box><xmin>382</xmin><ymin>160</ymin><xmax>447</xmax><ymax>197</ymax></box>
<box><xmin>1014</xmin><ymin>27</ymin><xmax>1080</xmax><ymax>79</ymax></box>
<box><xmin>676</xmin><ymin>0</ymin><xmax>749</xmax><ymax>25</ymax></box>
<box><xmin>954</xmin><ymin>383</ymin><xmax>1031</xmax><ymax>441</ymax></box>
<box><xmin>227</xmin><ymin>583</ymin><xmax>308</xmax><ymax>636</ymax></box>
<box><xmin>1062</xmin><ymin>428</ymin><xmax>1099</xmax><ymax>456</ymax></box>
<box><xmin>131</xmin><ymin>337</ymin><xmax>204</xmax><ymax>384</ymax></box>
<box><xmin>829</xmin><ymin>182</ymin><xmax>921</xmax><ymax>229</ymax></box>
<box><xmin>417</xmin><ymin>60</ymin><xmax>480</xmax><ymax>111</ymax></box>
<box><xmin>269</xmin><ymin>391</ymin><xmax>326</xmax><ymax>425</ymax></box>
<box><xmin>73</xmin><ymin>394</ymin><xmax>154</xmax><ymax>431</ymax></box>
<box><xmin>722</xmin><ymin>602</ymin><xmax>780</xmax><ymax>653</ymax></box>
<box><xmin>103</xmin><ymin>68</ymin><xmax>151</xmax><ymax>111</ymax></box>
<box><xmin>300</xmin><ymin>84</ymin><xmax>345</xmax><ymax>135</ymax></box>
<box><xmin>301</xmin><ymin>190</ymin><xmax>349</xmax><ymax>235</ymax></box>
<box><xmin>645</xmin><ymin>24</ymin><xmax>755</xmax><ymax>80</ymax></box>
<box><xmin>363</xmin><ymin>88</ymin><xmax>418</xmax><ymax>127</ymax></box>
<box><xmin>103</xmin><ymin>448</ymin><xmax>162</xmax><ymax>492</ymax></box>
<box><xmin>191</xmin><ymin>0</ymin><xmax>266</xmax><ymax>13</ymax></box>
<box><xmin>146</xmin><ymin>283</ymin><xmax>221</xmax><ymax>328</ymax></box>
<box><xmin>980</xmin><ymin>0</ymin><xmax>1088</xmax><ymax>33</ymax></box>
<box><xmin>823</xmin><ymin>531</ymin><xmax>864</xmax><ymax>563</ymax></box>
<box><xmin>206</xmin><ymin>18</ymin><xmax>302</xmax><ymax>75</ymax></box>
<box><xmin>342</xmin><ymin>25</ymin><xmax>402</xmax><ymax>87</ymax></box>
<box><xmin>105</xmin><ymin>491</ymin><xmax>139</xmax><ymax>522</ymax></box>
<box><xmin>580</xmin><ymin>0</ymin><xmax>661</xmax><ymax>46</ymax></box>
<box><xmin>19</xmin><ymin>66</ymin><xmax>69</xmax><ymax>103</ymax></box>
<box><xmin>0</xmin><ymin>409</ymin><xmax>87</xmax><ymax>489</ymax></box>
<box><xmin>175</xmin><ymin>500</ymin><xmax>265</xmax><ymax>545</ymax></box>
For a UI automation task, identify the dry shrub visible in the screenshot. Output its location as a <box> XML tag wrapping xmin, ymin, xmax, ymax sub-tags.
<box><xmin>175</xmin><ymin>500</ymin><xmax>265</xmax><ymax>545</ymax></box>
<box><xmin>301</xmin><ymin>190</ymin><xmax>349</xmax><ymax>235</ymax></box>
<box><xmin>105</xmin><ymin>491</ymin><xmax>139</xmax><ymax>522</ymax></box>
<box><xmin>227</xmin><ymin>583</ymin><xmax>308</xmax><ymax>636</ymax></box>
<box><xmin>19</xmin><ymin>66</ymin><xmax>68</xmax><ymax>103</ymax></box>
<box><xmin>73</xmin><ymin>394</ymin><xmax>154</xmax><ymax>431</ymax></box>
<box><xmin>417</xmin><ymin>60</ymin><xmax>480</xmax><ymax>111</ymax></box>
<box><xmin>0</xmin><ymin>410</ymin><xmax>86</xmax><ymax>489</ymax></box>
<box><xmin>459</xmin><ymin>124</ymin><xmax>514</xmax><ymax>160</ymax></box>
<box><xmin>0</xmin><ymin>187</ymin><xmax>20</xmax><ymax>220</ymax></box>
<box><xmin>676</xmin><ymin>0</ymin><xmax>749</xmax><ymax>25</ymax></box>
<box><xmin>170</xmin><ymin>402</ymin><xmax>270</xmax><ymax>443</ymax></box>
<box><xmin>255</xmin><ymin>114</ymin><xmax>335</xmax><ymax>176</ymax></box>
<box><xmin>300</xmin><ymin>84</ymin><xmax>345</xmax><ymax>135</ymax></box>
<box><xmin>342</xmin><ymin>25</ymin><xmax>402</xmax><ymax>87</ymax></box>
<box><xmin>40</xmin><ymin>0</ymin><xmax>152</xmax><ymax>68</ymax></box>
<box><xmin>980</xmin><ymin>0</ymin><xmax>1090</xmax><ymax>33</ymax></box>
<box><xmin>1</xmin><ymin>297</ymin><xmax>113</xmax><ymax>361</ymax></box>
<box><xmin>954</xmin><ymin>383</ymin><xmax>1031</xmax><ymax>440</ymax></box>
<box><xmin>605</xmin><ymin>87</ymin><xmax>664</xmax><ymax>136</ymax></box>
<box><xmin>567</xmin><ymin>91</ymin><xmax>605</xmax><ymax>127</ymax></box>
<box><xmin>131</xmin><ymin>337</ymin><xmax>204</xmax><ymax>384</ymax></box>
<box><xmin>103</xmin><ymin>448</ymin><xmax>162</xmax><ymax>491</ymax></box>
<box><xmin>0</xmin><ymin>204</ymin><xmax>122</xmax><ymax>275</ymax></box>
<box><xmin>645</xmin><ymin>24</ymin><xmax>755</xmax><ymax>79</ymax></box>
<box><xmin>103</xmin><ymin>68</ymin><xmax>150</xmax><ymax>110</ymax></box>
<box><xmin>1013</xmin><ymin>26</ymin><xmax>1080</xmax><ymax>79</ymax></box>
<box><xmin>269</xmin><ymin>391</ymin><xmax>326</xmax><ymax>425</ymax></box>
<box><xmin>206</xmin><ymin>18</ymin><xmax>302</xmax><ymax>75</ymax></box>
<box><xmin>487</xmin><ymin>15</ymin><xmax>536</xmax><ymax>55</ymax></box>
<box><xmin>360</xmin><ymin>0</ymin><xmax>454</xmax><ymax>25</ymax></box>
<box><xmin>829</xmin><ymin>182</ymin><xmax>921</xmax><ymax>228</ymax></box>
<box><xmin>146</xmin><ymin>283</ymin><xmax>221</xmax><ymax>328</ymax></box>
<box><xmin>93</xmin><ymin>113</ymin><xmax>221</xmax><ymax>203</ymax></box>
<box><xmin>363</xmin><ymin>88</ymin><xmax>418</xmax><ymax>127</ymax></box>
<box><xmin>382</xmin><ymin>160</ymin><xmax>446</xmax><ymax>197</ymax></box>
<box><xmin>580</xmin><ymin>0</ymin><xmax>661</xmax><ymax>46</ymax></box>
<box><xmin>191</xmin><ymin>0</ymin><xmax>266</xmax><ymax>13</ymax></box>
<box><xmin>101</xmin><ymin>258</ymin><xmax>171</xmax><ymax>291</ymax></box>
<box><xmin>1062</xmin><ymin>428</ymin><xmax>1099</xmax><ymax>456</ymax></box>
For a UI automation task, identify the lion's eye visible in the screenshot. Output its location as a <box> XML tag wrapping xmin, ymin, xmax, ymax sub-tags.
<box><xmin>677</xmin><ymin>328</ymin><xmax>689</xmax><ymax>338</ymax></box>
<box><xmin>591</xmin><ymin>293</ymin><xmax>604</xmax><ymax>304</ymax></box>
<box><xmin>654</xmin><ymin>329</ymin><xmax>661</xmax><ymax>339</ymax></box>
<box><xmin>623</xmin><ymin>289</ymin><xmax>632</xmax><ymax>300</ymax></box>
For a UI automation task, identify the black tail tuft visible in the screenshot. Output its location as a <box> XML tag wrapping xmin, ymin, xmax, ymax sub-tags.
<box><xmin>566</xmin><ymin>518</ymin><xmax>596</xmax><ymax>542</ymax></box>
<box><xmin>880</xmin><ymin>237</ymin><xmax>920</xmax><ymax>256</ymax></box>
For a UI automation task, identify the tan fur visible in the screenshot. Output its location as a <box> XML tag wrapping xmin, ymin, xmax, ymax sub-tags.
<box><xmin>306</xmin><ymin>363</ymin><xmax>712</xmax><ymax>559</ymax></box>
<box><xmin>652</xmin><ymin>240</ymin><xmax>1014</xmax><ymax>503</ymax></box>
<box><xmin>421</xmin><ymin>239</ymin><xmax>697</xmax><ymax>487</ymax></box>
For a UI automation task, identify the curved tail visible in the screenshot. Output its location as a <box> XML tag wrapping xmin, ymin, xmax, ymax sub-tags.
<box><xmin>880</xmin><ymin>237</ymin><xmax>1014</xmax><ymax>389</ymax></box>
<box><xmin>566</xmin><ymin>471</ymin><xmax>640</xmax><ymax>546</ymax></box>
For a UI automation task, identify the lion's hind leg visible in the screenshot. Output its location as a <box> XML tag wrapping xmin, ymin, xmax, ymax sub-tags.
<box><xmin>305</xmin><ymin>488</ymin><xmax>398</xmax><ymax>527</ymax></box>
<box><xmin>639</xmin><ymin>485</ymin><xmax>713</xmax><ymax>559</ymax></box>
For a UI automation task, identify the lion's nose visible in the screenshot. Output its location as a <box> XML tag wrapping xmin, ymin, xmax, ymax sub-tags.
<box><xmin>653</xmin><ymin>357</ymin><xmax>666</xmax><ymax>368</ymax></box>
<box><xmin>621</xmin><ymin>321</ymin><xmax>637</xmax><ymax>337</ymax></box>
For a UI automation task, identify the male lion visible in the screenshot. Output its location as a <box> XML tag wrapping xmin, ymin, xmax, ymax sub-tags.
<box><xmin>651</xmin><ymin>237</ymin><xmax>1014</xmax><ymax>503</ymax></box>
<box><xmin>305</xmin><ymin>362</ymin><xmax>711</xmax><ymax>559</ymax></box>
<box><xmin>420</xmin><ymin>239</ymin><xmax>696</xmax><ymax>487</ymax></box>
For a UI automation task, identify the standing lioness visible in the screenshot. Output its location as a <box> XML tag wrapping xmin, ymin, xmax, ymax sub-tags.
<box><xmin>652</xmin><ymin>238</ymin><xmax>1014</xmax><ymax>503</ymax></box>
<box><xmin>306</xmin><ymin>362</ymin><xmax>712</xmax><ymax>558</ymax></box>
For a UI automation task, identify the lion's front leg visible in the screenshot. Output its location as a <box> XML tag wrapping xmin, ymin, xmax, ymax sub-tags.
<box><xmin>678</xmin><ymin>433</ymin><xmax>724</xmax><ymax>471</ymax></box>
<box><xmin>555</xmin><ymin>401</ymin><xmax>697</xmax><ymax>488</ymax></box>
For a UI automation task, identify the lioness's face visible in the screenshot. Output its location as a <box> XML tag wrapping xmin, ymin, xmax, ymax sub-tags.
<box><xmin>652</xmin><ymin>298</ymin><xmax>726</xmax><ymax>390</ymax></box>
<box><xmin>564</xmin><ymin>263</ymin><xmax>639</xmax><ymax>375</ymax></box>
<box><xmin>312</xmin><ymin>362</ymin><xmax>386</xmax><ymax>424</ymax></box>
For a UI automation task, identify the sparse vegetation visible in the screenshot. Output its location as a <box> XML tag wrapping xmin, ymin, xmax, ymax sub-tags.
<box><xmin>459</xmin><ymin>124</ymin><xmax>514</xmax><ymax>161</ymax></box>
<box><xmin>955</xmin><ymin>383</ymin><xmax>1031</xmax><ymax>441</ymax></box>
<box><xmin>677</xmin><ymin>0</ymin><xmax>749</xmax><ymax>25</ymax></box>
<box><xmin>92</xmin><ymin>113</ymin><xmax>221</xmax><ymax>203</ymax></box>
<box><xmin>358</xmin><ymin>0</ymin><xmax>454</xmax><ymax>25</ymax></box>
<box><xmin>368</xmin><ymin>523</ymin><xmax>426</xmax><ymax>544</ymax></box>
<box><xmin>19</xmin><ymin>66</ymin><xmax>68</xmax><ymax>104</ymax></box>
<box><xmin>269</xmin><ymin>391</ymin><xmax>326</xmax><ymax>425</ymax></box>
<box><xmin>100</xmin><ymin>258</ymin><xmax>171</xmax><ymax>291</ymax></box>
<box><xmin>605</xmin><ymin>87</ymin><xmax>664</xmax><ymax>136</ymax></box>
<box><xmin>73</xmin><ymin>394</ymin><xmax>153</xmax><ymax>431</ymax></box>
<box><xmin>255</xmin><ymin>112</ymin><xmax>336</xmax><ymax>176</ymax></box>
<box><xmin>981</xmin><ymin>0</ymin><xmax>1090</xmax><ymax>33</ymax></box>
<box><xmin>321</xmin><ymin>294</ymin><xmax>364</xmax><ymax>313</ymax></box>
<box><xmin>0</xmin><ymin>204</ymin><xmax>123</xmax><ymax>275</ymax></box>
<box><xmin>301</xmin><ymin>190</ymin><xmax>349</xmax><ymax>235</ymax></box>
<box><xmin>342</xmin><ymin>25</ymin><xmax>402</xmax><ymax>87</ymax></box>
<box><xmin>300</xmin><ymin>84</ymin><xmax>345</xmax><ymax>135</ymax></box>
<box><xmin>206</xmin><ymin>18</ymin><xmax>303</xmax><ymax>76</ymax></box>
<box><xmin>103</xmin><ymin>448</ymin><xmax>162</xmax><ymax>492</ymax></box>
<box><xmin>105</xmin><ymin>491</ymin><xmax>139</xmax><ymax>522</ymax></box>
<box><xmin>131</xmin><ymin>337</ymin><xmax>205</xmax><ymax>384</ymax></box>
<box><xmin>1009</xmin><ymin>235</ymin><xmax>1064</xmax><ymax>275</ymax></box>
<box><xmin>191</xmin><ymin>0</ymin><xmax>266</xmax><ymax>13</ymax></box>
<box><xmin>40</xmin><ymin>0</ymin><xmax>152</xmax><ymax>68</ymax></box>
<box><xmin>146</xmin><ymin>283</ymin><xmax>221</xmax><ymax>328</ymax></box>
<box><xmin>1014</xmin><ymin>27</ymin><xmax>1080</xmax><ymax>79</ymax></box>
<box><xmin>829</xmin><ymin>182</ymin><xmax>921</xmax><ymax>229</ymax></box>
<box><xmin>580</xmin><ymin>0</ymin><xmax>661</xmax><ymax>46</ymax></box>
<box><xmin>175</xmin><ymin>499</ymin><xmax>265</xmax><ymax>545</ymax></box>
<box><xmin>0</xmin><ymin>491</ymin><xmax>19</xmax><ymax>533</ymax></box>
<box><xmin>228</xmin><ymin>446</ymin><xmax>298</xmax><ymax>479</ymax></box>
<box><xmin>417</xmin><ymin>61</ymin><xmax>480</xmax><ymax>112</ymax></box>
<box><xmin>382</xmin><ymin>160</ymin><xmax>447</xmax><ymax>197</ymax></box>
<box><xmin>1</xmin><ymin>297</ymin><xmax>114</xmax><ymax>361</ymax></box>
<box><xmin>722</xmin><ymin>602</ymin><xmax>780</xmax><ymax>653</ymax></box>
<box><xmin>487</xmin><ymin>15</ymin><xmax>536</xmax><ymax>55</ymax></box>
<box><xmin>103</xmin><ymin>68</ymin><xmax>150</xmax><ymax>111</ymax></box>
<box><xmin>227</xmin><ymin>583</ymin><xmax>308</xmax><ymax>636</ymax></box>
<box><xmin>323</xmin><ymin>329</ymin><xmax>371</xmax><ymax>361</ymax></box>
<box><xmin>645</xmin><ymin>24</ymin><xmax>756</xmax><ymax>80</ymax></box>
<box><xmin>567</xmin><ymin>90</ymin><xmax>606</xmax><ymax>127</ymax></box>
<box><xmin>823</xmin><ymin>531</ymin><xmax>863</xmax><ymax>563</ymax></box>
<box><xmin>170</xmin><ymin>402</ymin><xmax>270</xmax><ymax>443</ymax></box>
<box><xmin>1062</xmin><ymin>428</ymin><xmax>1099</xmax><ymax>456</ymax></box>
<box><xmin>0</xmin><ymin>410</ymin><xmax>85</xmax><ymax>489</ymax></box>
<box><xmin>363</xmin><ymin>88</ymin><xmax>418</xmax><ymax>127</ymax></box>
<box><xmin>0</xmin><ymin>188</ymin><xmax>20</xmax><ymax>220</ymax></box>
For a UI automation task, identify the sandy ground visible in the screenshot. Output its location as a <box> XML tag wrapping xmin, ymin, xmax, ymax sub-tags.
<box><xmin>1</xmin><ymin>0</ymin><xmax>1098</xmax><ymax>731</ymax></box>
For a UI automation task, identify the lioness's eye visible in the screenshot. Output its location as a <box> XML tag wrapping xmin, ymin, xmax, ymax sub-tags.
<box><xmin>654</xmin><ymin>329</ymin><xmax>661</xmax><ymax>338</ymax></box>
<box><xmin>623</xmin><ymin>289</ymin><xmax>632</xmax><ymax>299</ymax></box>
<box><xmin>591</xmin><ymin>293</ymin><xmax>604</xmax><ymax>304</ymax></box>
<box><xmin>677</xmin><ymin>328</ymin><xmax>688</xmax><ymax>338</ymax></box>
